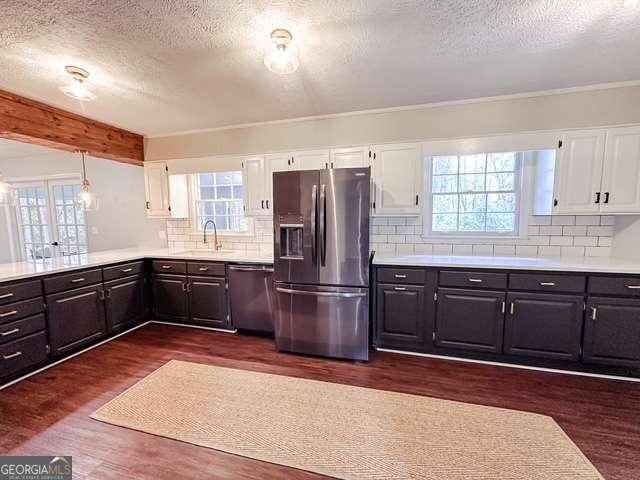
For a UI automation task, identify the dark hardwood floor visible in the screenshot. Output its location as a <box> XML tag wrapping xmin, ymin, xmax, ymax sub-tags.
<box><xmin>1</xmin><ymin>322</ymin><xmax>639</xmax><ymax>479</ymax></box>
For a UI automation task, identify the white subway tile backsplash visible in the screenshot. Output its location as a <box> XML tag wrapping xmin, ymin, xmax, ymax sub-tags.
<box><xmin>561</xmin><ymin>246</ymin><xmax>585</xmax><ymax>257</ymax></box>
<box><xmin>387</xmin><ymin>234</ymin><xmax>406</xmax><ymax>243</ymax></box>
<box><xmin>516</xmin><ymin>246</ymin><xmax>539</xmax><ymax>257</ymax></box>
<box><xmin>396</xmin><ymin>226</ymin><xmax>416</xmax><ymax>235</ymax></box>
<box><xmin>539</xmin><ymin>226</ymin><xmax>563</xmax><ymax>236</ymax></box>
<box><xmin>573</xmin><ymin>236</ymin><xmax>598</xmax><ymax>247</ymax></box>
<box><xmin>472</xmin><ymin>245</ymin><xmax>494</xmax><ymax>256</ymax></box>
<box><xmin>433</xmin><ymin>244</ymin><xmax>453</xmax><ymax>255</ymax></box>
<box><xmin>551</xmin><ymin>216</ymin><xmax>576</xmax><ymax>226</ymax></box>
<box><xmin>371</xmin><ymin>234</ymin><xmax>388</xmax><ymax>243</ymax></box>
<box><xmin>587</xmin><ymin>226</ymin><xmax>614</xmax><ymax>237</ymax></box>
<box><xmin>387</xmin><ymin>218</ymin><xmax>407</xmax><ymax>226</ymax></box>
<box><xmin>575</xmin><ymin>215</ymin><xmax>601</xmax><ymax>226</ymax></box>
<box><xmin>527</xmin><ymin>226</ymin><xmax>540</xmax><ymax>236</ymax></box>
<box><xmin>372</xmin><ymin>217</ymin><xmax>388</xmax><ymax>226</ymax></box>
<box><xmin>414</xmin><ymin>244</ymin><xmax>433</xmax><ymax>254</ymax></box>
<box><xmin>452</xmin><ymin>245</ymin><xmax>473</xmax><ymax>255</ymax></box>
<box><xmin>585</xmin><ymin>247</ymin><xmax>611</xmax><ymax>257</ymax></box>
<box><xmin>373</xmin><ymin>225</ymin><xmax>394</xmax><ymax>234</ymax></box>
<box><xmin>598</xmin><ymin>237</ymin><xmax>613</xmax><ymax>247</ymax></box>
<box><xmin>529</xmin><ymin>216</ymin><xmax>552</xmax><ymax>226</ymax></box>
<box><xmin>396</xmin><ymin>244</ymin><xmax>415</xmax><ymax>254</ymax></box>
<box><xmin>493</xmin><ymin>245</ymin><xmax>516</xmax><ymax>256</ymax></box>
<box><xmin>562</xmin><ymin>226</ymin><xmax>587</xmax><ymax>236</ymax></box>
<box><xmin>549</xmin><ymin>236</ymin><xmax>573</xmax><ymax>246</ymax></box>
<box><xmin>538</xmin><ymin>246</ymin><xmax>561</xmax><ymax>256</ymax></box>
<box><xmin>600</xmin><ymin>216</ymin><xmax>615</xmax><ymax>226</ymax></box>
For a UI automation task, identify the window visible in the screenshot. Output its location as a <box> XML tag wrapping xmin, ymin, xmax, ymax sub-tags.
<box><xmin>15</xmin><ymin>179</ymin><xmax>88</xmax><ymax>260</ymax></box>
<box><xmin>194</xmin><ymin>171</ymin><xmax>248</xmax><ymax>232</ymax></box>
<box><xmin>426</xmin><ymin>152</ymin><xmax>522</xmax><ymax>236</ymax></box>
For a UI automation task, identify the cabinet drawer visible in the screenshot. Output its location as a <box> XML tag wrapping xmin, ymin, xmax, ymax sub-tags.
<box><xmin>509</xmin><ymin>273</ymin><xmax>586</xmax><ymax>293</ymax></box>
<box><xmin>0</xmin><ymin>331</ymin><xmax>48</xmax><ymax>379</ymax></box>
<box><xmin>377</xmin><ymin>267</ymin><xmax>425</xmax><ymax>285</ymax></box>
<box><xmin>103</xmin><ymin>261</ymin><xmax>145</xmax><ymax>281</ymax></box>
<box><xmin>588</xmin><ymin>276</ymin><xmax>640</xmax><ymax>297</ymax></box>
<box><xmin>187</xmin><ymin>262</ymin><xmax>226</xmax><ymax>277</ymax></box>
<box><xmin>43</xmin><ymin>269</ymin><xmax>103</xmax><ymax>294</ymax></box>
<box><xmin>0</xmin><ymin>279</ymin><xmax>42</xmax><ymax>306</ymax></box>
<box><xmin>0</xmin><ymin>314</ymin><xmax>46</xmax><ymax>345</ymax></box>
<box><xmin>0</xmin><ymin>297</ymin><xmax>44</xmax><ymax>325</ymax></box>
<box><xmin>439</xmin><ymin>271</ymin><xmax>507</xmax><ymax>290</ymax></box>
<box><xmin>152</xmin><ymin>260</ymin><xmax>187</xmax><ymax>274</ymax></box>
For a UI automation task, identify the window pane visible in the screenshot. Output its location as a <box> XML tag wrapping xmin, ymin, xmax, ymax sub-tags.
<box><xmin>459</xmin><ymin>193</ymin><xmax>486</xmax><ymax>213</ymax></box>
<box><xmin>232</xmin><ymin>185</ymin><xmax>244</xmax><ymax>198</ymax></box>
<box><xmin>459</xmin><ymin>174</ymin><xmax>484</xmax><ymax>192</ymax></box>
<box><xmin>433</xmin><ymin>156</ymin><xmax>458</xmax><ymax>175</ymax></box>
<box><xmin>459</xmin><ymin>213</ymin><xmax>485</xmax><ymax>232</ymax></box>
<box><xmin>432</xmin><ymin>194</ymin><xmax>458</xmax><ymax>213</ymax></box>
<box><xmin>232</xmin><ymin>172</ymin><xmax>243</xmax><ymax>184</ymax></box>
<box><xmin>200</xmin><ymin>186</ymin><xmax>215</xmax><ymax>199</ymax></box>
<box><xmin>487</xmin><ymin>152</ymin><xmax>516</xmax><ymax>172</ymax></box>
<box><xmin>199</xmin><ymin>173</ymin><xmax>215</xmax><ymax>186</ymax></box>
<box><xmin>196</xmin><ymin>171</ymin><xmax>248</xmax><ymax>233</ymax></box>
<box><xmin>216</xmin><ymin>186</ymin><xmax>232</xmax><ymax>198</ymax></box>
<box><xmin>459</xmin><ymin>154</ymin><xmax>486</xmax><ymax>174</ymax></box>
<box><xmin>216</xmin><ymin>172</ymin><xmax>234</xmax><ymax>185</ymax></box>
<box><xmin>487</xmin><ymin>193</ymin><xmax>516</xmax><ymax>212</ymax></box>
<box><xmin>432</xmin><ymin>175</ymin><xmax>457</xmax><ymax>193</ymax></box>
<box><xmin>432</xmin><ymin>213</ymin><xmax>457</xmax><ymax>232</ymax></box>
<box><xmin>486</xmin><ymin>213</ymin><xmax>516</xmax><ymax>232</ymax></box>
<box><xmin>486</xmin><ymin>172</ymin><xmax>514</xmax><ymax>191</ymax></box>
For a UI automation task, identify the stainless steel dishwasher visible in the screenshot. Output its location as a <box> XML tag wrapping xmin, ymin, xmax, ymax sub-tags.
<box><xmin>228</xmin><ymin>264</ymin><xmax>275</xmax><ymax>333</ymax></box>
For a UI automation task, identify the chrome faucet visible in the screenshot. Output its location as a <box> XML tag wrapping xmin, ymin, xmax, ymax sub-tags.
<box><xmin>203</xmin><ymin>219</ymin><xmax>223</xmax><ymax>251</ymax></box>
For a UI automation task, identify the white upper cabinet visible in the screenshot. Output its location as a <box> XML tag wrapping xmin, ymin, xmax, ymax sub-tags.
<box><xmin>144</xmin><ymin>162</ymin><xmax>171</xmax><ymax>217</ymax></box>
<box><xmin>371</xmin><ymin>142</ymin><xmax>422</xmax><ymax>216</ymax></box>
<box><xmin>168</xmin><ymin>174</ymin><xmax>190</xmax><ymax>219</ymax></box>
<box><xmin>263</xmin><ymin>153</ymin><xmax>293</xmax><ymax>214</ymax></box>
<box><xmin>600</xmin><ymin>126</ymin><xmax>640</xmax><ymax>213</ymax></box>
<box><xmin>290</xmin><ymin>149</ymin><xmax>330</xmax><ymax>171</ymax></box>
<box><xmin>242</xmin><ymin>155</ymin><xmax>267</xmax><ymax>216</ymax></box>
<box><xmin>554</xmin><ymin>129</ymin><xmax>606</xmax><ymax>214</ymax></box>
<box><xmin>330</xmin><ymin>146</ymin><xmax>370</xmax><ymax>169</ymax></box>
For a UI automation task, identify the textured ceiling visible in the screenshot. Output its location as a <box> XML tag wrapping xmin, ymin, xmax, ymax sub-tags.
<box><xmin>1</xmin><ymin>0</ymin><xmax>639</xmax><ymax>135</ymax></box>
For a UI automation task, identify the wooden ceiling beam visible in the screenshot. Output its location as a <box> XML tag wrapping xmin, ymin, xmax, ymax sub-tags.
<box><xmin>0</xmin><ymin>89</ymin><xmax>144</xmax><ymax>166</ymax></box>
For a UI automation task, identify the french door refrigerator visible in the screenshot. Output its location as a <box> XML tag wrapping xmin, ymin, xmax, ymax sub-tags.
<box><xmin>273</xmin><ymin>167</ymin><xmax>370</xmax><ymax>361</ymax></box>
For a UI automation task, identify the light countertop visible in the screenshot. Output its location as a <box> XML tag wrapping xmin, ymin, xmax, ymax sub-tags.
<box><xmin>373</xmin><ymin>254</ymin><xmax>640</xmax><ymax>275</ymax></box>
<box><xmin>0</xmin><ymin>248</ymin><xmax>273</xmax><ymax>283</ymax></box>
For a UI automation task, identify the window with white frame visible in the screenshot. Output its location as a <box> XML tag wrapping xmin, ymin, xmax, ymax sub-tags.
<box><xmin>426</xmin><ymin>152</ymin><xmax>523</xmax><ymax>236</ymax></box>
<box><xmin>193</xmin><ymin>171</ymin><xmax>248</xmax><ymax>232</ymax></box>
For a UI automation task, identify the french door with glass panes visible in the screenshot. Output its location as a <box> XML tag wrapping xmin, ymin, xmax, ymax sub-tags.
<box><xmin>15</xmin><ymin>178</ymin><xmax>88</xmax><ymax>260</ymax></box>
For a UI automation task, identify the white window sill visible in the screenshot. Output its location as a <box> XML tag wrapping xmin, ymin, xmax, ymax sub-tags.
<box><xmin>421</xmin><ymin>234</ymin><xmax>527</xmax><ymax>243</ymax></box>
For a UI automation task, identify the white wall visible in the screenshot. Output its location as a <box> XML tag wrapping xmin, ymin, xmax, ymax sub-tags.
<box><xmin>0</xmin><ymin>150</ymin><xmax>166</xmax><ymax>263</ymax></box>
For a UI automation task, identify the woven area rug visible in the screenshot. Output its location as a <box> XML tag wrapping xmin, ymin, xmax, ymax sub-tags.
<box><xmin>91</xmin><ymin>360</ymin><xmax>603</xmax><ymax>480</ymax></box>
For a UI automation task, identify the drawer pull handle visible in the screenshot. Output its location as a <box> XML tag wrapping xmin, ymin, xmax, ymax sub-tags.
<box><xmin>161</xmin><ymin>265</ymin><xmax>173</xmax><ymax>270</ymax></box>
<box><xmin>2</xmin><ymin>351</ymin><xmax>22</xmax><ymax>360</ymax></box>
<box><xmin>70</xmin><ymin>278</ymin><xmax>85</xmax><ymax>283</ymax></box>
<box><xmin>626</xmin><ymin>285</ymin><xmax>640</xmax><ymax>290</ymax></box>
<box><xmin>1</xmin><ymin>328</ymin><xmax>20</xmax><ymax>337</ymax></box>
<box><xmin>509</xmin><ymin>302</ymin><xmax>515</xmax><ymax>315</ymax></box>
<box><xmin>198</xmin><ymin>267</ymin><xmax>209</xmax><ymax>271</ymax></box>
<box><xmin>121</xmin><ymin>268</ymin><xmax>133</xmax><ymax>273</ymax></box>
<box><xmin>0</xmin><ymin>293</ymin><xmax>14</xmax><ymax>300</ymax></box>
<box><xmin>394</xmin><ymin>274</ymin><xmax>407</xmax><ymax>279</ymax></box>
<box><xmin>0</xmin><ymin>310</ymin><xmax>18</xmax><ymax>318</ymax></box>
<box><xmin>501</xmin><ymin>301</ymin><xmax>506</xmax><ymax>314</ymax></box>
<box><xmin>468</xmin><ymin>278</ymin><xmax>483</xmax><ymax>283</ymax></box>
<box><xmin>540</xmin><ymin>282</ymin><xmax>556</xmax><ymax>286</ymax></box>
<box><xmin>394</xmin><ymin>287</ymin><xmax>407</xmax><ymax>291</ymax></box>
<box><xmin>591</xmin><ymin>306</ymin><xmax>597</xmax><ymax>320</ymax></box>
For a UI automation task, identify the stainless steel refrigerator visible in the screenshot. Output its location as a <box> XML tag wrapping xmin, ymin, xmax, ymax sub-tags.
<box><xmin>273</xmin><ymin>167</ymin><xmax>370</xmax><ymax>361</ymax></box>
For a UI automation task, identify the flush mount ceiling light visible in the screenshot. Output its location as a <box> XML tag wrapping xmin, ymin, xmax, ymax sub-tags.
<box><xmin>76</xmin><ymin>151</ymin><xmax>99</xmax><ymax>211</ymax></box>
<box><xmin>59</xmin><ymin>65</ymin><xmax>97</xmax><ymax>101</ymax></box>
<box><xmin>624</xmin><ymin>0</ymin><xmax>639</xmax><ymax>8</ymax></box>
<box><xmin>264</xmin><ymin>28</ymin><xmax>300</xmax><ymax>75</ymax></box>
<box><xmin>0</xmin><ymin>172</ymin><xmax>16</xmax><ymax>207</ymax></box>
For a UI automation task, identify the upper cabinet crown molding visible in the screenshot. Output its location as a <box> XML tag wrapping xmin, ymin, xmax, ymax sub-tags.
<box><xmin>0</xmin><ymin>88</ymin><xmax>144</xmax><ymax>166</ymax></box>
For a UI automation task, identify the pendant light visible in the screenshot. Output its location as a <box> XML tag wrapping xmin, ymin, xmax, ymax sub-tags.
<box><xmin>77</xmin><ymin>151</ymin><xmax>99</xmax><ymax>211</ymax></box>
<box><xmin>264</xmin><ymin>29</ymin><xmax>300</xmax><ymax>75</ymax></box>
<box><xmin>0</xmin><ymin>171</ymin><xmax>16</xmax><ymax>206</ymax></box>
<box><xmin>59</xmin><ymin>66</ymin><xmax>97</xmax><ymax>102</ymax></box>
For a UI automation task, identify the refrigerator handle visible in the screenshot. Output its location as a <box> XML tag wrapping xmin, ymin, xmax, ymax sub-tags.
<box><xmin>319</xmin><ymin>184</ymin><xmax>327</xmax><ymax>266</ymax></box>
<box><xmin>311</xmin><ymin>184</ymin><xmax>317</xmax><ymax>264</ymax></box>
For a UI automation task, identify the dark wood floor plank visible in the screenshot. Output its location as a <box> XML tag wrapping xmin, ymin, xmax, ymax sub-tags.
<box><xmin>1</xmin><ymin>323</ymin><xmax>639</xmax><ymax>479</ymax></box>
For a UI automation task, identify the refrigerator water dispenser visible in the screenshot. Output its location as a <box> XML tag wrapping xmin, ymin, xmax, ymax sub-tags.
<box><xmin>279</xmin><ymin>223</ymin><xmax>304</xmax><ymax>259</ymax></box>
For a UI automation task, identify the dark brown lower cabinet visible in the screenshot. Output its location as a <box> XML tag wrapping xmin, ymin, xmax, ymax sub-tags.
<box><xmin>376</xmin><ymin>283</ymin><xmax>426</xmax><ymax>351</ymax></box>
<box><xmin>583</xmin><ymin>297</ymin><xmax>640</xmax><ymax>368</ymax></box>
<box><xmin>46</xmin><ymin>284</ymin><xmax>107</xmax><ymax>357</ymax></box>
<box><xmin>0</xmin><ymin>331</ymin><xmax>48</xmax><ymax>378</ymax></box>
<box><xmin>435</xmin><ymin>288</ymin><xmax>505</xmax><ymax>354</ymax></box>
<box><xmin>151</xmin><ymin>274</ymin><xmax>188</xmax><ymax>322</ymax></box>
<box><xmin>188</xmin><ymin>276</ymin><xmax>228</xmax><ymax>328</ymax></box>
<box><xmin>504</xmin><ymin>292</ymin><xmax>584</xmax><ymax>361</ymax></box>
<box><xmin>104</xmin><ymin>275</ymin><xmax>146</xmax><ymax>333</ymax></box>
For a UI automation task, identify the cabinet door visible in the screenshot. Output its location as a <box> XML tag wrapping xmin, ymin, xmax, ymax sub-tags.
<box><xmin>435</xmin><ymin>288</ymin><xmax>505</xmax><ymax>354</ymax></box>
<box><xmin>152</xmin><ymin>274</ymin><xmax>188</xmax><ymax>322</ymax></box>
<box><xmin>264</xmin><ymin>153</ymin><xmax>293</xmax><ymax>212</ymax></box>
<box><xmin>371</xmin><ymin>143</ymin><xmax>422</xmax><ymax>215</ymax></box>
<box><xmin>600</xmin><ymin>126</ymin><xmax>640</xmax><ymax>213</ymax></box>
<box><xmin>504</xmin><ymin>292</ymin><xmax>583</xmax><ymax>361</ymax></box>
<box><xmin>188</xmin><ymin>276</ymin><xmax>228</xmax><ymax>328</ymax></box>
<box><xmin>330</xmin><ymin>147</ymin><xmax>369</xmax><ymax>169</ymax></box>
<box><xmin>291</xmin><ymin>149</ymin><xmax>330</xmax><ymax>171</ymax></box>
<box><xmin>242</xmin><ymin>155</ymin><xmax>268</xmax><ymax>216</ymax></box>
<box><xmin>584</xmin><ymin>297</ymin><xmax>640</xmax><ymax>368</ymax></box>
<box><xmin>376</xmin><ymin>284</ymin><xmax>426</xmax><ymax>351</ymax></box>
<box><xmin>554</xmin><ymin>130</ymin><xmax>606</xmax><ymax>214</ymax></box>
<box><xmin>105</xmin><ymin>275</ymin><xmax>146</xmax><ymax>333</ymax></box>
<box><xmin>144</xmin><ymin>162</ymin><xmax>171</xmax><ymax>217</ymax></box>
<box><xmin>46</xmin><ymin>284</ymin><xmax>107</xmax><ymax>357</ymax></box>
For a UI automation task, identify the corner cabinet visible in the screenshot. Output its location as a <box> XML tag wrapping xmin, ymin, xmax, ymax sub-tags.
<box><xmin>371</xmin><ymin>143</ymin><xmax>422</xmax><ymax>216</ymax></box>
<box><xmin>144</xmin><ymin>162</ymin><xmax>172</xmax><ymax>218</ymax></box>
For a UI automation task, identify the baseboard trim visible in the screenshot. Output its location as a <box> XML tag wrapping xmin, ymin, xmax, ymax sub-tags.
<box><xmin>376</xmin><ymin>347</ymin><xmax>640</xmax><ymax>383</ymax></box>
<box><xmin>148</xmin><ymin>320</ymin><xmax>237</xmax><ymax>334</ymax></box>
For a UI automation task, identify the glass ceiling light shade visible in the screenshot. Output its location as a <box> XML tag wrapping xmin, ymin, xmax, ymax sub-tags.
<box><xmin>264</xmin><ymin>29</ymin><xmax>300</xmax><ymax>75</ymax></box>
<box><xmin>59</xmin><ymin>65</ymin><xmax>97</xmax><ymax>102</ymax></box>
<box><xmin>77</xmin><ymin>151</ymin><xmax>99</xmax><ymax>211</ymax></box>
<box><xmin>0</xmin><ymin>172</ymin><xmax>17</xmax><ymax>206</ymax></box>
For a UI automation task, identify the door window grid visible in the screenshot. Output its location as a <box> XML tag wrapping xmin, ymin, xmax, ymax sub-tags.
<box><xmin>52</xmin><ymin>184</ymin><xmax>88</xmax><ymax>255</ymax></box>
<box><xmin>16</xmin><ymin>186</ymin><xmax>53</xmax><ymax>260</ymax></box>
<box><xmin>195</xmin><ymin>172</ymin><xmax>248</xmax><ymax>232</ymax></box>
<box><xmin>429</xmin><ymin>152</ymin><xmax>521</xmax><ymax>235</ymax></box>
